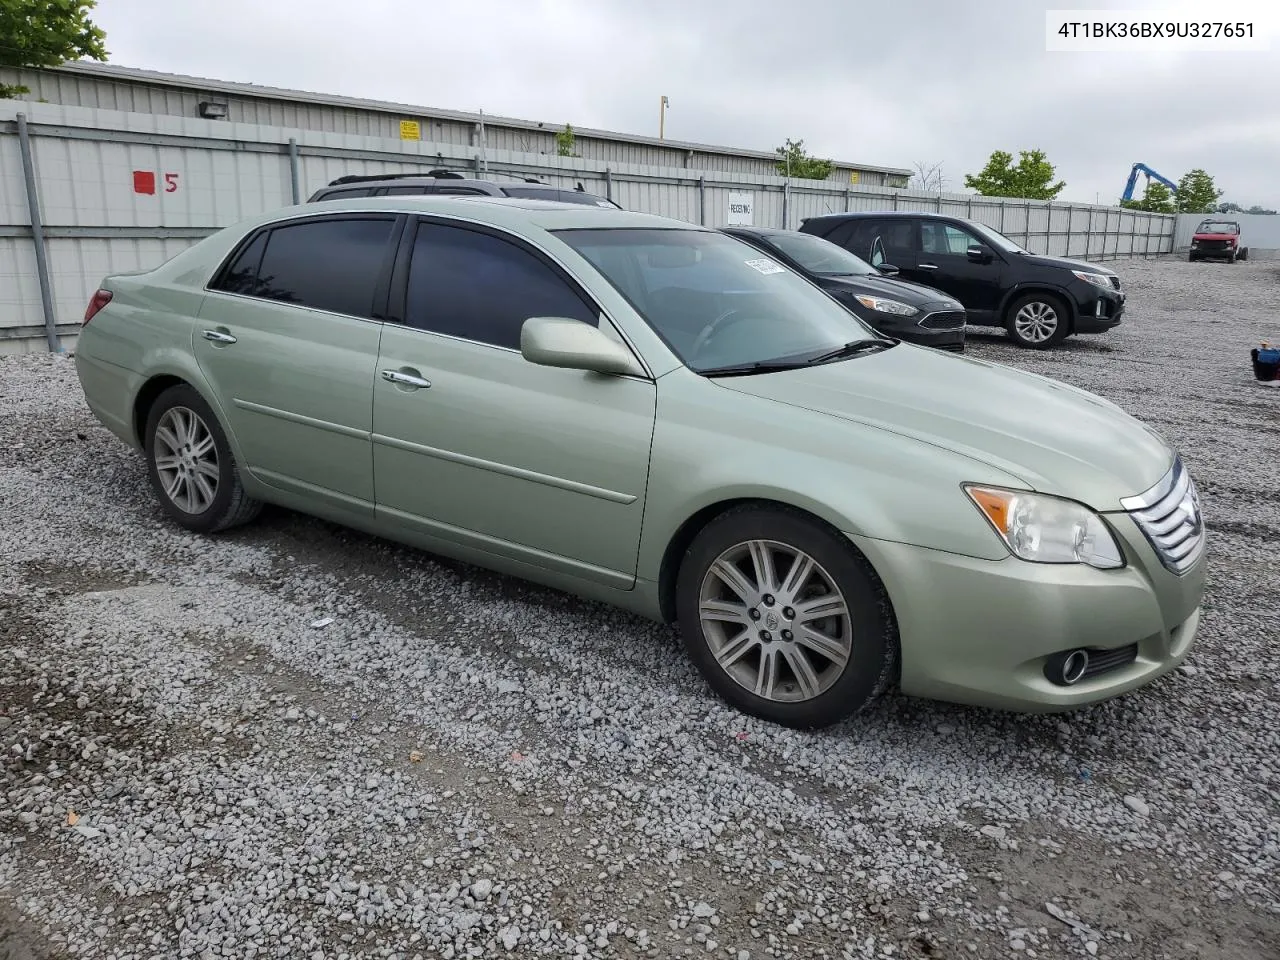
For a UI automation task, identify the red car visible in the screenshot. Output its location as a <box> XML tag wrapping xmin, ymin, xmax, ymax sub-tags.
<box><xmin>1189</xmin><ymin>218</ymin><xmax>1249</xmax><ymax>262</ymax></box>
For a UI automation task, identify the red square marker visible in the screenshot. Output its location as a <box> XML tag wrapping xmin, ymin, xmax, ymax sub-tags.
<box><xmin>133</xmin><ymin>170</ymin><xmax>156</xmax><ymax>195</ymax></box>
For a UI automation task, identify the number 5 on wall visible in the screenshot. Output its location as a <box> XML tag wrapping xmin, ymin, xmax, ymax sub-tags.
<box><xmin>165</xmin><ymin>173</ymin><xmax>179</xmax><ymax>193</ymax></box>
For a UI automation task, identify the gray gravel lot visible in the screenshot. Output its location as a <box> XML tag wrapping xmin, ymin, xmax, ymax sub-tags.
<box><xmin>2</xmin><ymin>255</ymin><xmax>1279</xmax><ymax>960</ymax></box>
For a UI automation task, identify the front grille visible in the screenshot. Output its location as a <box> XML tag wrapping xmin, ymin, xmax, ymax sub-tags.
<box><xmin>1120</xmin><ymin>456</ymin><xmax>1206</xmax><ymax>575</ymax></box>
<box><xmin>1081</xmin><ymin>643</ymin><xmax>1138</xmax><ymax>680</ymax></box>
<box><xmin>919</xmin><ymin>310</ymin><xmax>965</xmax><ymax>330</ymax></box>
<box><xmin>1196</xmin><ymin>239</ymin><xmax>1230</xmax><ymax>251</ymax></box>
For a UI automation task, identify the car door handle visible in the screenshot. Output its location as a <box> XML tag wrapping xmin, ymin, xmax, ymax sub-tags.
<box><xmin>918</xmin><ymin>263</ymin><xmax>939</xmax><ymax>270</ymax></box>
<box><xmin>202</xmin><ymin>329</ymin><xmax>237</xmax><ymax>344</ymax></box>
<box><xmin>381</xmin><ymin>369</ymin><xmax>432</xmax><ymax>389</ymax></box>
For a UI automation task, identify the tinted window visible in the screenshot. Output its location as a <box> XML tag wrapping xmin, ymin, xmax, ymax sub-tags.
<box><xmin>761</xmin><ymin>231</ymin><xmax>877</xmax><ymax>277</ymax></box>
<box><xmin>404</xmin><ymin>223</ymin><xmax>597</xmax><ymax>349</ymax></box>
<box><xmin>318</xmin><ymin>187</ymin><xmax>375</xmax><ymax>200</ymax></box>
<box><xmin>385</xmin><ymin>185</ymin><xmax>432</xmax><ymax>195</ymax></box>
<box><xmin>846</xmin><ymin>219</ymin><xmax>914</xmax><ymax>266</ymax></box>
<box><xmin>253</xmin><ymin>217</ymin><xmax>396</xmax><ymax>317</ymax></box>
<box><xmin>434</xmin><ymin>186</ymin><xmax>489</xmax><ymax>196</ymax></box>
<box><xmin>213</xmin><ymin>231</ymin><xmax>267</xmax><ymax>295</ymax></box>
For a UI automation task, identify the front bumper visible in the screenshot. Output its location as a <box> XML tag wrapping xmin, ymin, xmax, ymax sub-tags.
<box><xmin>1190</xmin><ymin>241</ymin><xmax>1238</xmax><ymax>259</ymax></box>
<box><xmin>1072</xmin><ymin>283</ymin><xmax>1125</xmax><ymax>334</ymax></box>
<box><xmin>863</xmin><ymin>303</ymin><xmax>966</xmax><ymax>352</ymax></box>
<box><xmin>850</xmin><ymin>516</ymin><xmax>1206</xmax><ymax>712</ymax></box>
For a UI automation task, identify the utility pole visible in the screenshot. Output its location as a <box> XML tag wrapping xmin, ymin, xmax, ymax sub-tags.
<box><xmin>659</xmin><ymin>96</ymin><xmax>669</xmax><ymax>139</ymax></box>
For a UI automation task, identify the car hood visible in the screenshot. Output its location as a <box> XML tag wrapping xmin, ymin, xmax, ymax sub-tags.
<box><xmin>713</xmin><ymin>345</ymin><xmax>1173</xmax><ymax>510</ymax></box>
<box><xmin>822</xmin><ymin>274</ymin><xmax>960</xmax><ymax>308</ymax></box>
<box><xmin>1017</xmin><ymin>253</ymin><xmax>1118</xmax><ymax>276</ymax></box>
<box><xmin>1193</xmin><ymin>232</ymin><xmax>1238</xmax><ymax>241</ymax></box>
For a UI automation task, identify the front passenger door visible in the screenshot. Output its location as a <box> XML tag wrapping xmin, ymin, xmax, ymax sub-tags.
<box><xmin>372</xmin><ymin>218</ymin><xmax>657</xmax><ymax>587</ymax></box>
<box><xmin>915</xmin><ymin>221</ymin><xmax>1005</xmax><ymax>320</ymax></box>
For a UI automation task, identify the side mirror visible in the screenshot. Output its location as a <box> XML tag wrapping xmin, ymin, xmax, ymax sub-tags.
<box><xmin>520</xmin><ymin>316</ymin><xmax>647</xmax><ymax>378</ymax></box>
<box><xmin>967</xmin><ymin>244</ymin><xmax>994</xmax><ymax>264</ymax></box>
<box><xmin>875</xmin><ymin>262</ymin><xmax>900</xmax><ymax>276</ymax></box>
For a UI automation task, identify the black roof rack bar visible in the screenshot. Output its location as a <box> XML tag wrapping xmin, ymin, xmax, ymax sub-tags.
<box><xmin>327</xmin><ymin>169</ymin><xmax>467</xmax><ymax>186</ymax></box>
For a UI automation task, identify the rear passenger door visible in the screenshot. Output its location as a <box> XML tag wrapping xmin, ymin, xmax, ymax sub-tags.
<box><xmin>371</xmin><ymin>217</ymin><xmax>657</xmax><ymax>587</ymax></box>
<box><xmin>196</xmin><ymin>213</ymin><xmax>403</xmax><ymax>516</ymax></box>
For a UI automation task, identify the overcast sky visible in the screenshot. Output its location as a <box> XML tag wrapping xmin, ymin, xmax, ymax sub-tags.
<box><xmin>91</xmin><ymin>0</ymin><xmax>1280</xmax><ymax>208</ymax></box>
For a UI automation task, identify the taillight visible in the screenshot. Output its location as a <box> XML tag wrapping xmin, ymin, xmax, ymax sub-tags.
<box><xmin>84</xmin><ymin>289</ymin><xmax>112</xmax><ymax>325</ymax></box>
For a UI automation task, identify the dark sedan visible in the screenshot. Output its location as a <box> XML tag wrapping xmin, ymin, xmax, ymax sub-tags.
<box><xmin>721</xmin><ymin>226</ymin><xmax>967</xmax><ymax>351</ymax></box>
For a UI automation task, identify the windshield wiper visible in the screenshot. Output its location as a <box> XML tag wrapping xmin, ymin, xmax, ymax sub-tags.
<box><xmin>698</xmin><ymin>357</ymin><xmax>815</xmax><ymax>378</ymax></box>
<box><xmin>806</xmin><ymin>338</ymin><xmax>897</xmax><ymax>364</ymax></box>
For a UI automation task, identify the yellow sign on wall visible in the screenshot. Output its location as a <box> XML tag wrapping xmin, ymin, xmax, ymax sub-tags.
<box><xmin>849</xmin><ymin>171</ymin><xmax>860</xmax><ymax>184</ymax></box>
<box><xmin>400</xmin><ymin>120</ymin><xmax>421</xmax><ymax>140</ymax></box>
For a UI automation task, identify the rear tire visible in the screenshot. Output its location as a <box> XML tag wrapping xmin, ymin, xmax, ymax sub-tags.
<box><xmin>143</xmin><ymin>384</ymin><xmax>262</xmax><ymax>534</ymax></box>
<box><xmin>675</xmin><ymin>504</ymin><xmax>898</xmax><ymax>730</ymax></box>
<box><xmin>1005</xmin><ymin>292</ymin><xmax>1069</xmax><ymax>349</ymax></box>
<box><xmin>1239</xmin><ymin>247</ymin><xmax>1249</xmax><ymax>262</ymax></box>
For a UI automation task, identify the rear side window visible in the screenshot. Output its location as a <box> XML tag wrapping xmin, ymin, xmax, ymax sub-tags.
<box><xmin>216</xmin><ymin>217</ymin><xmax>397</xmax><ymax>318</ymax></box>
<box><xmin>384</xmin><ymin>185</ymin><xmax>432</xmax><ymax>195</ymax></box>
<box><xmin>403</xmin><ymin>222</ymin><xmax>597</xmax><ymax>349</ymax></box>
<box><xmin>213</xmin><ymin>232</ymin><xmax>268</xmax><ymax>295</ymax></box>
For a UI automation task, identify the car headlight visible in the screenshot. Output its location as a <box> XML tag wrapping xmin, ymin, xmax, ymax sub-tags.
<box><xmin>964</xmin><ymin>485</ymin><xmax>1125</xmax><ymax>569</ymax></box>
<box><xmin>854</xmin><ymin>294</ymin><xmax>918</xmax><ymax>316</ymax></box>
<box><xmin>1073</xmin><ymin>270</ymin><xmax>1115</xmax><ymax>290</ymax></box>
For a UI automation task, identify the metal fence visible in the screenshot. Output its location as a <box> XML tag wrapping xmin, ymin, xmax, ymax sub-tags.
<box><xmin>1</xmin><ymin>100</ymin><xmax>1177</xmax><ymax>354</ymax></box>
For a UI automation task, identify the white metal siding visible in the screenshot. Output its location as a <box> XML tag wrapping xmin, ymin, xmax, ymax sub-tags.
<box><xmin>0</xmin><ymin>99</ymin><xmax>1176</xmax><ymax>353</ymax></box>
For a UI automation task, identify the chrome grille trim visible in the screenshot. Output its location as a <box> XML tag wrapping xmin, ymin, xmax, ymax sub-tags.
<box><xmin>1120</xmin><ymin>456</ymin><xmax>1205</xmax><ymax>575</ymax></box>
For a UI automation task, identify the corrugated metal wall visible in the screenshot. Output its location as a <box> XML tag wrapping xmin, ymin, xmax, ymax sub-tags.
<box><xmin>0</xmin><ymin>65</ymin><xmax>894</xmax><ymax>187</ymax></box>
<box><xmin>0</xmin><ymin>100</ymin><xmax>1176</xmax><ymax>354</ymax></box>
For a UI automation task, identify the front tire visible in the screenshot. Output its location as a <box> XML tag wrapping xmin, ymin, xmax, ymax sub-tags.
<box><xmin>1005</xmin><ymin>292</ymin><xmax>1069</xmax><ymax>349</ymax></box>
<box><xmin>675</xmin><ymin>504</ymin><xmax>897</xmax><ymax>730</ymax></box>
<box><xmin>143</xmin><ymin>384</ymin><xmax>262</xmax><ymax>534</ymax></box>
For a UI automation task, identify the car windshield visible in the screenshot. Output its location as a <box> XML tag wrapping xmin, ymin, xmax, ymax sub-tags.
<box><xmin>963</xmin><ymin>220</ymin><xmax>1030</xmax><ymax>254</ymax></box>
<box><xmin>554</xmin><ymin>228</ymin><xmax>883</xmax><ymax>373</ymax></box>
<box><xmin>1198</xmin><ymin>221</ymin><xmax>1238</xmax><ymax>233</ymax></box>
<box><xmin>756</xmin><ymin>231</ymin><xmax>878</xmax><ymax>277</ymax></box>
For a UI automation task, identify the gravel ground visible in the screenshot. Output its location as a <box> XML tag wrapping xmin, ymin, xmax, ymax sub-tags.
<box><xmin>2</xmin><ymin>255</ymin><xmax>1278</xmax><ymax>960</ymax></box>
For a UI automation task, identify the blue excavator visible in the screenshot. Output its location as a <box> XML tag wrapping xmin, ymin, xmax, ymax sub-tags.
<box><xmin>1121</xmin><ymin>163</ymin><xmax>1179</xmax><ymax>203</ymax></box>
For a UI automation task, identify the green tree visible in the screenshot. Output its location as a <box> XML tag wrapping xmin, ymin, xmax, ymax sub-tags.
<box><xmin>963</xmin><ymin>149</ymin><xmax>1066</xmax><ymax>200</ymax></box>
<box><xmin>0</xmin><ymin>0</ymin><xmax>109</xmax><ymax>99</ymax></box>
<box><xmin>774</xmin><ymin>138</ymin><xmax>833</xmax><ymax>181</ymax></box>
<box><xmin>1121</xmin><ymin>181</ymin><xmax>1176</xmax><ymax>214</ymax></box>
<box><xmin>555</xmin><ymin>123</ymin><xmax>578</xmax><ymax>158</ymax></box>
<box><xmin>1175</xmin><ymin>169</ymin><xmax>1223</xmax><ymax>214</ymax></box>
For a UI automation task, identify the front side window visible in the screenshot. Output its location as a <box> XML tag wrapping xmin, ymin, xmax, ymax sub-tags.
<box><xmin>403</xmin><ymin>222</ymin><xmax>598</xmax><ymax>349</ymax></box>
<box><xmin>555</xmin><ymin>228</ymin><xmax>881</xmax><ymax>373</ymax></box>
<box><xmin>250</xmin><ymin>217</ymin><xmax>397</xmax><ymax>317</ymax></box>
<box><xmin>921</xmin><ymin>221</ymin><xmax>981</xmax><ymax>256</ymax></box>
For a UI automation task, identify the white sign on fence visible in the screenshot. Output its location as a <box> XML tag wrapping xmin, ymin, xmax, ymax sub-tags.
<box><xmin>727</xmin><ymin>191</ymin><xmax>754</xmax><ymax>225</ymax></box>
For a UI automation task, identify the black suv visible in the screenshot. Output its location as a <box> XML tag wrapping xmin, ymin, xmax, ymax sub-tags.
<box><xmin>799</xmin><ymin>212</ymin><xmax>1125</xmax><ymax>349</ymax></box>
<box><xmin>722</xmin><ymin>226</ymin><xmax>966</xmax><ymax>352</ymax></box>
<box><xmin>307</xmin><ymin>170</ymin><xmax>622</xmax><ymax>208</ymax></box>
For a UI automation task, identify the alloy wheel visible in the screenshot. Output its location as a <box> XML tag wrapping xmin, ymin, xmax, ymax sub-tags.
<box><xmin>1013</xmin><ymin>301</ymin><xmax>1059</xmax><ymax>343</ymax></box>
<box><xmin>153</xmin><ymin>406</ymin><xmax>220</xmax><ymax>514</ymax></box>
<box><xmin>698</xmin><ymin>539</ymin><xmax>853</xmax><ymax>702</ymax></box>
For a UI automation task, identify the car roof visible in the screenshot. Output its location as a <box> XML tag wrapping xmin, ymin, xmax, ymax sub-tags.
<box><xmin>803</xmin><ymin>211</ymin><xmax>947</xmax><ymax>222</ymax></box>
<box><xmin>273</xmin><ymin>194</ymin><xmax>695</xmax><ymax>231</ymax></box>
<box><xmin>317</xmin><ymin>178</ymin><xmax>583</xmax><ymax>193</ymax></box>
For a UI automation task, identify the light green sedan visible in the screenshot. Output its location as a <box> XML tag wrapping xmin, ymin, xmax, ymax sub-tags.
<box><xmin>74</xmin><ymin>197</ymin><xmax>1207</xmax><ymax>729</ymax></box>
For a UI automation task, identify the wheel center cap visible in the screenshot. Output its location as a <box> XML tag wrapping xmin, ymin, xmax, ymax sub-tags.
<box><xmin>764</xmin><ymin>612</ymin><xmax>779</xmax><ymax>631</ymax></box>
